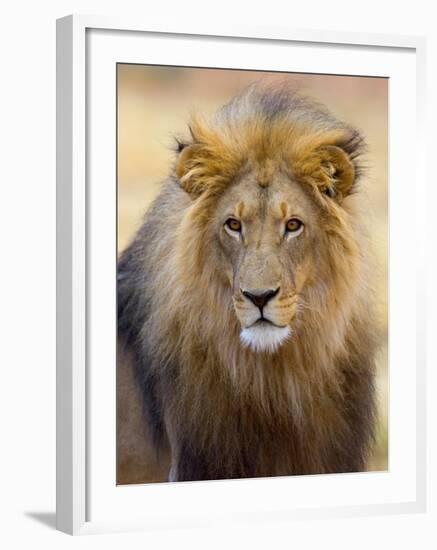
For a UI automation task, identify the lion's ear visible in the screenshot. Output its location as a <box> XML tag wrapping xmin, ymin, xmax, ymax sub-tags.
<box><xmin>175</xmin><ymin>142</ymin><xmax>206</xmax><ymax>195</ymax></box>
<box><xmin>175</xmin><ymin>120</ymin><xmax>212</xmax><ymax>196</ymax></box>
<box><xmin>175</xmin><ymin>120</ymin><xmax>239</xmax><ymax>196</ymax></box>
<box><xmin>311</xmin><ymin>145</ymin><xmax>355</xmax><ymax>200</ymax></box>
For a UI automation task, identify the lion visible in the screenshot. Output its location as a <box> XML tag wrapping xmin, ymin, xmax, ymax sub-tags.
<box><xmin>117</xmin><ymin>84</ymin><xmax>377</xmax><ymax>484</ymax></box>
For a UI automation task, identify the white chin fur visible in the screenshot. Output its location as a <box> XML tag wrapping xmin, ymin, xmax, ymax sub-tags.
<box><xmin>240</xmin><ymin>324</ymin><xmax>291</xmax><ymax>353</ymax></box>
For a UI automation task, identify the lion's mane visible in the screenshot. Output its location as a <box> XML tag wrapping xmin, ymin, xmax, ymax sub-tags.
<box><xmin>117</xmin><ymin>85</ymin><xmax>377</xmax><ymax>482</ymax></box>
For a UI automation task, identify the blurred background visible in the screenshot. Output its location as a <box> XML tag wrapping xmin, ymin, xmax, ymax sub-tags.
<box><xmin>117</xmin><ymin>64</ymin><xmax>388</xmax><ymax>475</ymax></box>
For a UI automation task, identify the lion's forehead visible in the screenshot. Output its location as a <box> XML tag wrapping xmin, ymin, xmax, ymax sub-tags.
<box><xmin>218</xmin><ymin>173</ymin><xmax>317</xmax><ymax>223</ymax></box>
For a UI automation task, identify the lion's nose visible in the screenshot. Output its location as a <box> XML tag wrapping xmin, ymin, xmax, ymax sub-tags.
<box><xmin>241</xmin><ymin>287</ymin><xmax>280</xmax><ymax>310</ymax></box>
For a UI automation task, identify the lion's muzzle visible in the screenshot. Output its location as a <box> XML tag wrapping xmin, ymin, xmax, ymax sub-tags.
<box><xmin>234</xmin><ymin>286</ymin><xmax>296</xmax><ymax>353</ymax></box>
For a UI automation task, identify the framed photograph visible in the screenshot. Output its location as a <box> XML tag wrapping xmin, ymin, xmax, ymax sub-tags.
<box><xmin>56</xmin><ymin>15</ymin><xmax>427</xmax><ymax>535</ymax></box>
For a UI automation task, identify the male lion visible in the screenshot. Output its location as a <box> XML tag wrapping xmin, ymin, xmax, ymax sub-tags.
<box><xmin>117</xmin><ymin>84</ymin><xmax>377</xmax><ymax>483</ymax></box>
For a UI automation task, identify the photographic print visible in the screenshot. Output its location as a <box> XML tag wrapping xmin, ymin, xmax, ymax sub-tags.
<box><xmin>116</xmin><ymin>65</ymin><xmax>388</xmax><ymax>485</ymax></box>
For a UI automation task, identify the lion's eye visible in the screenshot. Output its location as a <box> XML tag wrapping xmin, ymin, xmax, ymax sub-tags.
<box><xmin>225</xmin><ymin>218</ymin><xmax>242</xmax><ymax>232</ymax></box>
<box><xmin>285</xmin><ymin>218</ymin><xmax>303</xmax><ymax>233</ymax></box>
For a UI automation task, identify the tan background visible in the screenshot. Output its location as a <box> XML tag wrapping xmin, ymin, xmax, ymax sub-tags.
<box><xmin>117</xmin><ymin>64</ymin><xmax>388</xmax><ymax>473</ymax></box>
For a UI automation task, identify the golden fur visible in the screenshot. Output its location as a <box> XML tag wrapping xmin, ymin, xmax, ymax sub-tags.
<box><xmin>117</xmin><ymin>84</ymin><xmax>377</xmax><ymax>482</ymax></box>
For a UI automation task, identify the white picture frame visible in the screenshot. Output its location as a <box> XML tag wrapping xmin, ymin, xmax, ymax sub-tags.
<box><xmin>56</xmin><ymin>14</ymin><xmax>427</xmax><ymax>536</ymax></box>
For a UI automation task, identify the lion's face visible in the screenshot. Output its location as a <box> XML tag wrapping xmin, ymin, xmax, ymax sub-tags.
<box><xmin>175</xmin><ymin>98</ymin><xmax>361</xmax><ymax>355</ymax></box>
<box><xmin>215</xmin><ymin>170</ymin><xmax>320</xmax><ymax>353</ymax></box>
